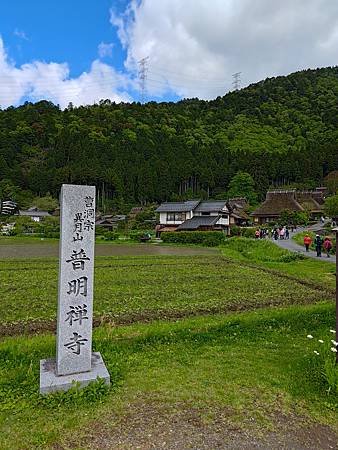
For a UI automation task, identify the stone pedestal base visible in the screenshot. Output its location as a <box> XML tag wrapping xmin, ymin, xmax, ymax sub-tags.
<box><xmin>40</xmin><ymin>352</ymin><xmax>110</xmax><ymax>395</ymax></box>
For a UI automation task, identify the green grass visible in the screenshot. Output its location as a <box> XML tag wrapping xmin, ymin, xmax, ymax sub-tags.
<box><xmin>0</xmin><ymin>254</ymin><xmax>332</xmax><ymax>326</ymax></box>
<box><xmin>220</xmin><ymin>237</ymin><xmax>336</xmax><ymax>289</ymax></box>
<box><xmin>0</xmin><ymin>235</ymin><xmax>144</xmax><ymax>245</ymax></box>
<box><xmin>0</xmin><ymin>238</ymin><xmax>337</xmax><ymax>448</ymax></box>
<box><xmin>0</xmin><ymin>303</ymin><xmax>337</xmax><ymax>449</ymax></box>
<box><xmin>0</xmin><ymin>236</ymin><xmax>58</xmax><ymax>245</ymax></box>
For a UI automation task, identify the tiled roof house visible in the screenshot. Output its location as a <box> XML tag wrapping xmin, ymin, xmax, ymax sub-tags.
<box><xmin>155</xmin><ymin>200</ymin><xmax>230</xmax><ymax>233</ymax></box>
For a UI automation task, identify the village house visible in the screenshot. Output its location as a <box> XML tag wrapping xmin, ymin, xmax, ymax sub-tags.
<box><xmin>95</xmin><ymin>214</ymin><xmax>126</xmax><ymax>231</ymax></box>
<box><xmin>19</xmin><ymin>206</ymin><xmax>51</xmax><ymax>222</ymax></box>
<box><xmin>251</xmin><ymin>190</ymin><xmax>324</xmax><ymax>224</ymax></box>
<box><xmin>155</xmin><ymin>200</ymin><xmax>231</xmax><ymax>233</ymax></box>
<box><xmin>227</xmin><ymin>198</ymin><xmax>250</xmax><ymax>226</ymax></box>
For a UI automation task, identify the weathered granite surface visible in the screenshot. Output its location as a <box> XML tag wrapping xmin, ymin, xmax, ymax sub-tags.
<box><xmin>40</xmin><ymin>184</ymin><xmax>110</xmax><ymax>394</ymax></box>
<box><xmin>40</xmin><ymin>352</ymin><xmax>110</xmax><ymax>394</ymax></box>
<box><xmin>56</xmin><ymin>184</ymin><xmax>96</xmax><ymax>376</ymax></box>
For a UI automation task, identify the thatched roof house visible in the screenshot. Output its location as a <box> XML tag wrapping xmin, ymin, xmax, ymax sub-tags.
<box><xmin>295</xmin><ymin>192</ymin><xmax>322</xmax><ymax>213</ymax></box>
<box><xmin>251</xmin><ymin>190</ymin><xmax>324</xmax><ymax>224</ymax></box>
<box><xmin>251</xmin><ymin>191</ymin><xmax>303</xmax><ymax>224</ymax></box>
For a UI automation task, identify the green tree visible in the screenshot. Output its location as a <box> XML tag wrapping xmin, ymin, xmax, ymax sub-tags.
<box><xmin>324</xmin><ymin>171</ymin><xmax>338</xmax><ymax>194</ymax></box>
<box><xmin>227</xmin><ymin>171</ymin><xmax>258</xmax><ymax>205</ymax></box>
<box><xmin>32</xmin><ymin>195</ymin><xmax>58</xmax><ymax>212</ymax></box>
<box><xmin>324</xmin><ymin>195</ymin><xmax>338</xmax><ymax>219</ymax></box>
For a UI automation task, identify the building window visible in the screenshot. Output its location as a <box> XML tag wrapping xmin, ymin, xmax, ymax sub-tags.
<box><xmin>167</xmin><ymin>212</ymin><xmax>186</xmax><ymax>221</ymax></box>
<box><xmin>201</xmin><ymin>212</ymin><xmax>210</xmax><ymax>216</ymax></box>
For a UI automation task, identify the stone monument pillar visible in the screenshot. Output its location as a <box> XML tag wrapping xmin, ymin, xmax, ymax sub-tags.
<box><xmin>40</xmin><ymin>184</ymin><xmax>110</xmax><ymax>394</ymax></box>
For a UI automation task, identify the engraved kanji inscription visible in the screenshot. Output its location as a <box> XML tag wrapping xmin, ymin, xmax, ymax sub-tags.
<box><xmin>83</xmin><ymin>220</ymin><xmax>94</xmax><ymax>231</ymax></box>
<box><xmin>74</xmin><ymin>222</ymin><xmax>83</xmax><ymax>233</ymax></box>
<box><xmin>84</xmin><ymin>208</ymin><xmax>95</xmax><ymax>219</ymax></box>
<box><xmin>67</xmin><ymin>276</ymin><xmax>88</xmax><ymax>297</ymax></box>
<box><xmin>66</xmin><ymin>249</ymin><xmax>90</xmax><ymax>270</ymax></box>
<box><xmin>73</xmin><ymin>232</ymin><xmax>83</xmax><ymax>242</ymax></box>
<box><xmin>84</xmin><ymin>196</ymin><xmax>94</xmax><ymax>207</ymax></box>
<box><xmin>74</xmin><ymin>212</ymin><xmax>83</xmax><ymax>222</ymax></box>
<box><xmin>64</xmin><ymin>332</ymin><xmax>88</xmax><ymax>355</ymax></box>
<box><xmin>65</xmin><ymin>304</ymin><xmax>88</xmax><ymax>326</ymax></box>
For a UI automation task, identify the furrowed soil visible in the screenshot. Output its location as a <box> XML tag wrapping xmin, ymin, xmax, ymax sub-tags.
<box><xmin>0</xmin><ymin>254</ymin><xmax>334</xmax><ymax>336</ymax></box>
<box><xmin>1</xmin><ymin>245</ymin><xmax>337</xmax><ymax>449</ymax></box>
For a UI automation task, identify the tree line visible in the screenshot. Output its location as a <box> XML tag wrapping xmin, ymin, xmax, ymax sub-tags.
<box><xmin>0</xmin><ymin>66</ymin><xmax>337</xmax><ymax>212</ymax></box>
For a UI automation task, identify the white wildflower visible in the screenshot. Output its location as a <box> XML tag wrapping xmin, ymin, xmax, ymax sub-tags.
<box><xmin>307</xmin><ymin>335</ymin><xmax>313</xmax><ymax>339</ymax></box>
<box><xmin>331</xmin><ymin>340</ymin><xmax>338</xmax><ymax>346</ymax></box>
<box><xmin>318</xmin><ymin>339</ymin><xmax>324</xmax><ymax>343</ymax></box>
<box><xmin>330</xmin><ymin>329</ymin><xmax>336</xmax><ymax>334</ymax></box>
<box><xmin>330</xmin><ymin>347</ymin><xmax>337</xmax><ymax>353</ymax></box>
<box><xmin>314</xmin><ymin>350</ymin><xmax>320</xmax><ymax>355</ymax></box>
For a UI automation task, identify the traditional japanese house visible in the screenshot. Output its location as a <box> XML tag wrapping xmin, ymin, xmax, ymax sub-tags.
<box><xmin>227</xmin><ymin>198</ymin><xmax>250</xmax><ymax>226</ymax></box>
<box><xmin>19</xmin><ymin>206</ymin><xmax>51</xmax><ymax>222</ymax></box>
<box><xmin>295</xmin><ymin>191</ymin><xmax>323</xmax><ymax>219</ymax></box>
<box><xmin>251</xmin><ymin>189</ymin><xmax>326</xmax><ymax>224</ymax></box>
<box><xmin>95</xmin><ymin>214</ymin><xmax>126</xmax><ymax>231</ymax></box>
<box><xmin>250</xmin><ymin>191</ymin><xmax>304</xmax><ymax>224</ymax></box>
<box><xmin>155</xmin><ymin>200</ymin><xmax>230</xmax><ymax>233</ymax></box>
<box><xmin>155</xmin><ymin>200</ymin><xmax>200</xmax><ymax>232</ymax></box>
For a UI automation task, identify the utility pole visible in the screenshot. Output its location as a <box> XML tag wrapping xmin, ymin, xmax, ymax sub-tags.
<box><xmin>138</xmin><ymin>56</ymin><xmax>149</xmax><ymax>103</ymax></box>
<box><xmin>232</xmin><ymin>72</ymin><xmax>241</xmax><ymax>91</ymax></box>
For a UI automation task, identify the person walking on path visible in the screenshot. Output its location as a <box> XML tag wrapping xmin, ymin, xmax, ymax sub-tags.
<box><xmin>303</xmin><ymin>234</ymin><xmax>312</xmax><ymax>252</ymax></box>
<box><xmin>314</xmin><ymin>234</ymin><xmax>323</xmax><ymax>257</ymax></box>
<box><xmin>323</xmin><ymin>237</ymin><xmax>333</xmax><ymax>258</ymax></box>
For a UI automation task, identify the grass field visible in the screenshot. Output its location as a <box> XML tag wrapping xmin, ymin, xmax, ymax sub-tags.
<box><xmin>0</xmin><ymin>303</ymin><xmax>337</xmax><ymax>449</ymax></box>
<box><xmin>0</xmin><ymin>253</ymin><xmax>334</xmax><ymax>328</ymax></box>
<box><xmin>221</xmin><ymin>237</ymin><xmax>336</xmax><ymax>288</ymax></box>
<box><xmin>0</xmin><ymin>238</ymin><xmax>337</xmax><ymax>449</ymax></box>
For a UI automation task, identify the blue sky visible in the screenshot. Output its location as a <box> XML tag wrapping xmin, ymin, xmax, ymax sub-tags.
<box><xmin>1</xmin><ymin>0</ymin><xmax>125</xmax><ymax>76</ymax></box>
<box><xmin>0</xmin><ymin>1</ymin><xmax>337</xmax><ymax>108</ymax></box>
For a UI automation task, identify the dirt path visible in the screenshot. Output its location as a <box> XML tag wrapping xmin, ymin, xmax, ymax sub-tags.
<box><xmin>55</xmin><ymin>401</ymin><xmax>338</xmax><ymax>450</ymax></box>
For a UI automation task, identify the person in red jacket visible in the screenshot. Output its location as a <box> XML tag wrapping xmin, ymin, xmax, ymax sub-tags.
<box><xmin>323</xmin><ymin>237</ymin><xmax>332</xmax><ymax>258</ymax></box>
<box><xmin>303</xmin><ymin>234</ymin><xmax>312</xmax><ymax>252</ymax></box>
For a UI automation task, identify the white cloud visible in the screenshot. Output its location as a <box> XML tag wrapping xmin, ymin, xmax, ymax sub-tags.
<box><xmin>111</xmin><ymin>0</ymin><xmax>338</xmax><ymax>99</ymax></box>
<box><xmin>98</xmin><ymin>42</ymin><xmax>114</xmax><ymax>58</ymax></box>
<box><xmin>14</xmin><ymin>29</ymin><xmax>29</xmax><ymax>41</ymax></box>
<box><xmin>0</xmin><ymin>37</ymin><xmax>132</xmax><ymax>109</ymax></box>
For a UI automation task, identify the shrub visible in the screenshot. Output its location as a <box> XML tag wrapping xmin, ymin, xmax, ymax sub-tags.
<box><xmin>230</xmin><ymin>225</ymin><xmax>241</xmax><ymax>236</ymax></box>
<box><xmin>104</xmin><ymin>231</ymin><xmax>118</xmax><ymax>241</ymax></box>
<box><xmin>241</xmin><ymin>227</ymin><xmax>256</xmax><ymax>238</ymax></box>
<box><xmin>278</xmin><ymin>252</ymin><xmax>305</xmax><ymax>262</ymax></box>
<box><xmin>161</xmin><ymin>231</ymin><xmax>226</xmax><ymax>247</ymax></box>
<box><xmin>38</xmin><ymin>217</ymin><xmax>60</xmax><ymax>238</ymax></box>
<box><xmin>128</xmin><ymin>231</ymin><xmax>149</xmax><ymax>242</ymax></box>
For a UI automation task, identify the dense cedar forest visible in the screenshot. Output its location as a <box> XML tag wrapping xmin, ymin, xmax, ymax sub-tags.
<box><xmin>0</xmin><ymin>66</ymin><xmax>337</xmax><ymax>210</ymax></box>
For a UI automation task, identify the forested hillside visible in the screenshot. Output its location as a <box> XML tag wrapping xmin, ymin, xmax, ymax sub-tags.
<box><xmin>0</xmin><ymin>66</ymin><xmax>337</xmax><ymax>210</ymax></box>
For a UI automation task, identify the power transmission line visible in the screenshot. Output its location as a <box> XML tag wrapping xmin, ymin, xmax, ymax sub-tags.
<box><xmin>138</xmin><ymin>56</ymin><xmax>149</xmax><ymax>103</ymax></box>
<box><xmin>232</xmin><ymin>72</ymin><xmax>241</xmax><ymax>91</ymax></box>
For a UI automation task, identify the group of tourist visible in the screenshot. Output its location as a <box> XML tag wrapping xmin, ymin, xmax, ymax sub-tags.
<box><xmin>254</xmin><ymin>226</ymin><xmax>334</xmax><ymax>258</ymax></box>
<box><xmin>255</xmin><ymin>226</ymin><xmax>290</xmax><ymax>240</ymax></box>
<box><xmin>303</xmin><ymin>233</ymin><xmax>333</xmax><ymax>257</ymax></box>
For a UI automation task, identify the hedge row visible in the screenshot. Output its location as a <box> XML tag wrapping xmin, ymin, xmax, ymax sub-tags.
<box><xmin>161</xmin><ymin>231</ymin><xmax>226</xmax><ymax>246</ymax></box>
<box><xmin>230</xmin><ymin>226</ymin><xmax>256</xmax><ymax>238</ymax></box>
